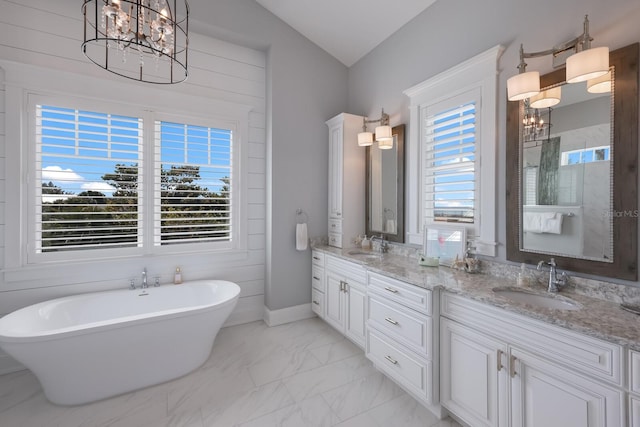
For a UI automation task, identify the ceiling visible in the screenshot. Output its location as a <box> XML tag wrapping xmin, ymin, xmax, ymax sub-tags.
<box><xmin>255</xmin><ymin>0</ymin><xmax>438</xmax><ymax>67</ymax></box>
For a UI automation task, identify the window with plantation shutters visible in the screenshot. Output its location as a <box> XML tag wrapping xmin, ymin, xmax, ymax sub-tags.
<box><xmin>156</xmin><ymin>121</ymin><xmax>233</xmax><ymax>245</ymax></box>
<box><xmin>36</xmin><ymin>105</ymin><xmax>143</xmax><ymax>252</ymax></box>
<box><xmin>32</xmin><ymin>103</ymin><xmax>237</xmax><ymax>259</ymax></box>
<box><xmin>422</xmin><ymin>90</ymin><xmax>479</xmax><ymax>224</ymax></box>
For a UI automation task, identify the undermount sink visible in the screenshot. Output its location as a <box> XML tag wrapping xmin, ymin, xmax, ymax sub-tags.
<box><xmin>347</xmin><ymin>250</ymin><xmax>381</xmax><ymax>259</ymax></box>
<box><xmin>492</xmin><ymin>287</ymin><xmax>581</xmax><ymax>311</ymax></box>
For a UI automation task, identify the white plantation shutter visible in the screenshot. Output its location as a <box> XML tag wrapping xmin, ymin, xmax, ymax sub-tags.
<box><xmin>422</xmin><ymin>92</ymin><xmax>479</xmax><ymax>224</ymax></box>
<box><xmin>155</xmin><ymin>121</ymin><xmax>233</xmax><ymax>245</ymax></box>
<box><xmin>35</xmin><ymin>105</ymin><xmax>143</xmax><ymax>252</ymax></box>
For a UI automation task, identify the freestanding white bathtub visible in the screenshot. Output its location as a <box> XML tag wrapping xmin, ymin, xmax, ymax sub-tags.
<box><xmin>0</xmin><ymin>280</ymin><xmax>240</xmax><ymax>405</ymax></box>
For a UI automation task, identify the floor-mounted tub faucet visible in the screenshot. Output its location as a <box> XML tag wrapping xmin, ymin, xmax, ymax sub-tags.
<box><xmin>141</xmin><ymin>268</ymin><xmax>148</xmax><ymax>289</ymax></box>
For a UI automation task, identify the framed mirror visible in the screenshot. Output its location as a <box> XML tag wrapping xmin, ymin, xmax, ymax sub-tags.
<box><xmin>366</xmin><ymin>124</ymin><xmax>405</xmax><ymax>243</ymax></box>
<box><xmin>506</xmin><ymin>43</ymin><xmax>638</xmax><ymax>280</ymax></box>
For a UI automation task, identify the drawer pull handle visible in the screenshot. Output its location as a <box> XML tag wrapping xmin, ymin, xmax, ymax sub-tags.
<box><xmin>339</xmin><ymin>281</ymin><xmax>345</xmax><ymax>292</ymax></box>
<box><xmin>384</xmin><ymin>317</ymin><xmax>399</xmax><ymax>325</ymax></box>
<box><xmin>313</xmin><ymin>300</ymin><xmax>320</xmax><ymax>306</ymax></box>
<box><xmin>510</xmin><ymin>355</ymin><xmax>517</xmax><ymax>378</ymax></box>
<box><xmin>313</xmin><ymin>276</ymin><xmax>320</xmax><ymax>281</ymax></box>
<box><xmin>384</xmin><ymin>287</ymin><xmax>398</xmax><ymax>294</ymax></box>
<box><xmin>313</xmin><ymin>257</ymin><xmax>320</xmax><ymax>260</ymax></box>
<box><xmin>385</xmin><ymin>355</ymin><xmax>398</xmax><ymax>365</ymax></box>
<box><xmin>497</xmin><ymin>349</ymin><xmax>504</xmax><ymax>372</ymax></box>
<box><xmin>331</xmin><ymin>224</ymin><xmax>336</xmax><ymax>228</ymax></box>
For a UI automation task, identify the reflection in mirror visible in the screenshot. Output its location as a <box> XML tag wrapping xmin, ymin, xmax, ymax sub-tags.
<box><xmin>506</xmin><ymin>43</ymin><xmax>638</xmax><ymax>280</ymax></box>
<box><xmin>366</xmin><ymin>124</ymin><xmax>404</xmax><ymax>243</ymax></box>
<box><xmin>521</xmin><ymin>79</ymin><xmax>613</xmax><ymax>261</ymax></box>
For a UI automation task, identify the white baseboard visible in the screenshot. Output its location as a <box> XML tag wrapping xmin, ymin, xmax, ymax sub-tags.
<box><xmin>263</xmin><ymin>303</ymin><xmax>315</xmax><ymax>327</ymax></box>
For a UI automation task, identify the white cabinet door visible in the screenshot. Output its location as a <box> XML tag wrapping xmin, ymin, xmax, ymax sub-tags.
<box><xmin>510</xmin><ymin>347</ymin><xmax>623</xmax><ymax>427</ymax></box>
<box><xmin>345</xmin><ymin>281</ymin><xmax>366</xmax><ymax>348</ymax></box>
<box><xmin>325</xmin><ymin>272</ymin><xmax>344</xmax><ymax>332</ymax></box>
<box><xmin>440</xmin><ymin>318</ymin><xmax>508</xmax><ymax>427</ymax></box>
<box><xmin>328</xmin><ymin>124</ymin><xmax>343</xmax><ymax>219</ymax></box>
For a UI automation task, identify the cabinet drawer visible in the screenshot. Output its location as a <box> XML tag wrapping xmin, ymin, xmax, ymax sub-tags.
<box><xmin>328</xmin><ymin>232</ymin><xmax>342</xmax><ymax>248</ymax></box>
<box><xmin>326</xmin><ymin>255</ymin><xmax>367</xmax><ymax>283</ymax></box>
<box><xmin>311</xmin><ymin>251</ymin><xmax>325</xmax><ymax>267</ymax></box>
<box><xmin>367</xmin><ymin>328</ymin><xmax>432</xmax><ymax>404</ymax></box>
<box><xmin>312</xmin><ymin>289</ymin><xmax>324</xmax><ymax>318</ymax></box>
<box><xmin>368</xmin><ymin>272</ymin><xmax>432</xmax><ymax>315</ymax></box>
<box><xmin>312</xmin><ymin>265</ymin><xmax>325</xmax><ymax>292</ymax></box>
<box><xmin>328</xmin><ymin>219</ymin><xmax>342</xmax><ymax>233</ymax></box>
<box><xmin>368</xmin><ymin>295</ymin><xmax>432</xmax><ymax>358</ymax></box>
<box><xmin>441</xmin><ymin>292</ymin><xmax>624</xmax><ymax>387</ymax></box>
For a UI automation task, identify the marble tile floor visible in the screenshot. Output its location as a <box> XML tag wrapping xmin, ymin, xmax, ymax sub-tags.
<box><xmin>0</xmin><ymin>317</ymin><xmax>463</xmax><ymax>427</ymax></box>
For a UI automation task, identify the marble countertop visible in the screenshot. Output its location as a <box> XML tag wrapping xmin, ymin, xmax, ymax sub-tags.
<box><xmin>314</xmin><ymin>245</ymin><xmax>640</xmax><ymax>352</ymax></box>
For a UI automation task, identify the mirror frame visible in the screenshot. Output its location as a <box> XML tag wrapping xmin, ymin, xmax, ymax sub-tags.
<box><xmin>366</xmin><ymin>124</ymin><xmax>405</xmax><ymax>243</ymax></box>
<box><xmin>506</xmin><ymin>43</ymin><xmax>638</xmax><ymax>280</ymax></box>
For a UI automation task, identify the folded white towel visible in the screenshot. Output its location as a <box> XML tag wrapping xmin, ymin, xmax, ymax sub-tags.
<box><xmin>296</xmin><ymin>223</ymin><xmax>308</xmax><ymax>251</ymax></box>
<box><xmin>523</xmin><ymin>212</ymin><xmax>563</xmax><ymax>234</ymax></box>
<box><xmin>385</xmin><ymin>219</ymin><xmax>396</xmax><ymax>234</ymax></box>
<box><xmin>541</xmin><ymin>212</ymin><xmax>563</xmax><ymax>234</ymax></box>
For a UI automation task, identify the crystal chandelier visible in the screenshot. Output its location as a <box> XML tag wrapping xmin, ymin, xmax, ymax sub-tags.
<box><xmin>82</xmin><ymin>0</ymin><xmax>189</xmax><ymax>84</ymax></box>
<box><xmin>522</xmin><ymin>104</ymin><xmax>551</xmax><ymax>143</ymax></box>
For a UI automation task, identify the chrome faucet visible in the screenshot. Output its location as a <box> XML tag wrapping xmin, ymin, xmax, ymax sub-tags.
<box><xmin>537</xmin><ymin>258</ymin><xmax>568</xmax><ymax>293</ymax></box>
<box><xmin>141</xmin><ymin>268</ymin><xmax>148</xmax><ymax>289</ymax></box>
<box><xmin>370</xmin><ymin>234</ymin><xmax>388</xmax><ymax>253</ymax></box>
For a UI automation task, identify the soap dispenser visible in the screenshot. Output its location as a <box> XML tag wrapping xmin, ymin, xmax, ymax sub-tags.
<box><xmin>517</xmin><ymin>263</ymin><xmax>529</xmax><ymax>287</ymax></box>
<box><xmin>361</xmin><ymin>235</ymin><xmax>370</xmax><ymax>250</ymax></box>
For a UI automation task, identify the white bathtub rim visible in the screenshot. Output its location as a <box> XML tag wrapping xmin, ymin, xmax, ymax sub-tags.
<box><xmin>0</xmin><ymin>280</ymin><xmax>240</xmax><ymax>343</ymax></box>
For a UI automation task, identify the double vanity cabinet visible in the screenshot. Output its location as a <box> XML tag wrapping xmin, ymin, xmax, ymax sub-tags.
<box><xmin>311</xmin><ymin>248</ymin><xmax>640</xmax><ymax>427</ymax></box>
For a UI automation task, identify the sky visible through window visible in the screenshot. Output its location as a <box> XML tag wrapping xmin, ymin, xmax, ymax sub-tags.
<box><xmin>36</xmin><ymin>105</ymin><xmax>233</xmax><ymax>250</ymax></box>
<box><xmin>37</xmin><ymin>106</ymin><xmax>232</xmax><ymax>201</ymax></box>
<box><xmin>429</xmin><ymin>102</ymin><xmax>475</xmax><ymax>222</ymax></box>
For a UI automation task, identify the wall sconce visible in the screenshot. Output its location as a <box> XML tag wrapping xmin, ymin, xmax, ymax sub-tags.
<box><xmin>358</xmin><ymin>109</ymin><xmax>393</xmax><ymax>149</ymax></box>
<box><xmin>507</xmin><ymin>15</ymin><xmax>609</xmax><ymax>103</ymax></box>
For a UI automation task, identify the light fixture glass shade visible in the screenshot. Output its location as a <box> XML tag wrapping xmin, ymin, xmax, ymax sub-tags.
<box><xmin>375</xmin><ymin>125</ymin><xmax>393</xmax><ymax>142</ymax></box>
<box><xmin>529</xmin><ymin>86</ymin><xmax>562</xmax><ymax>108</ymax></box>
<box><xmin>358</xmin><ymin>131</ymin><xmax>373</xmax><ymax>147</ymax></box>
<box><xmin>566</xmin><ymin>46</ymin><xmax>609</xmax><ymax>83</ymax></box>
<box><xmin>587</xmin><ymin>70</ymin><xmax>612</xmax><ymax>93</ymax></box>
<box><xmin>507</xmin><ymin>71</ymin><xmax>540</xmax><ymax>101</ymax></box>
<box><xmin>378</xmin><ymin>138</ymin><xmax>394</xmax><ymax>150</ymax></box>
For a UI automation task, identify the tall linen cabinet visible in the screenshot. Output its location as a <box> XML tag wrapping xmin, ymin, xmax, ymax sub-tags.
<box><xmin>325</xmin><ymin>113</ymin><xmax>365</xmax><ymax>248</ymax></box>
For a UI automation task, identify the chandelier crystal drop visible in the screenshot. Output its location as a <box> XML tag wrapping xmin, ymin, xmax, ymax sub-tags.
<box><xmin>82</xmin><ymin>0</ymin><xmax>189</xmax><ymax>84</ymax></box>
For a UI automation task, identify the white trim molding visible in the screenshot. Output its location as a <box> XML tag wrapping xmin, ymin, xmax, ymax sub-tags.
<box><xmin>263</xmin><ymin>303</ymin><xmax>315</xmax><ymax>327</ymax></box>
<box><xmin>403</xmin><ymin>45</ymin><xmax>503</xmax><ymax>256</ymax></box>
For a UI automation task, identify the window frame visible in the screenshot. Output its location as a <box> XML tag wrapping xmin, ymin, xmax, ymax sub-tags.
<box><xmin>404</xmin><ymin>45</ymin><xmax>502</xmax><ymax>256</ymax></box>
<box><xmin>3</xmin><ymin>62</ymin><xmax>252</xmax><ymax>281</ymax></box>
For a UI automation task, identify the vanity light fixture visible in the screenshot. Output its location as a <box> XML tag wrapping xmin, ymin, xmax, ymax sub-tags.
<box><xmin>82</xmin><ymin>0</ymin><xmax>189</xmax><ymax>84</ymax></box>
<box><xmin>507</xmin><ymin>15</ymin><xmax>609</xmax><ymax>102</ymax></box>
<box><xmin>358</xmin><ymin>109</ymin><xmax>393</xmax><ymax>149</ymax></box>
<box><xmin>529</xmin><ymin>86</ymin><xmax>562</xmax><ymax>109</ymax></box>
<box><xmin>587</xmin><ymin>71</ymin><xmax>612</xmax><ymax>93</ymax></box>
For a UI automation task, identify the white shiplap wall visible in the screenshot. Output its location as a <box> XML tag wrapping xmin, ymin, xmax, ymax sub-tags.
<box><xmin>0</xmin><ymin>0</ymin><xmax>267</xmax><ymax>371</ymax></box>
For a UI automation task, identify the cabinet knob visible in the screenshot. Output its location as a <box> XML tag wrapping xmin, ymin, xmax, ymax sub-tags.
<box><xmin>385</xmin><ymin>355</ymin><xmax>398</xmax><ymax>365</ymax></box>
